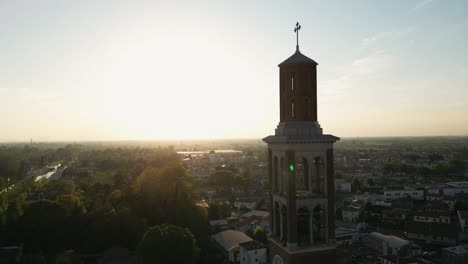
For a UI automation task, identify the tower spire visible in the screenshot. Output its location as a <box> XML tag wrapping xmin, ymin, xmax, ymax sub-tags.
<box><xmin>294</xmin><ymin>22</ymin><xmax>301</xmax><ymax>52</ymax></box>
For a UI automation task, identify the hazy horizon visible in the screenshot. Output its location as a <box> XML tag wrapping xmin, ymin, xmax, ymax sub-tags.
<box><xmin>2</xmin><ymin>135</ymin><xmax>468</xmax><ymax>144</ymax></box>
<box><xmin>1</xmin><ymin>0</ymin><xmax>468</xmax><ymax>141</ymax></box>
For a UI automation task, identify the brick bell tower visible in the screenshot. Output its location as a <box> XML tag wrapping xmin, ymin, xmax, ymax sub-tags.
<box><xmin>263</xmin><ymin>23</ymin><xmax>340</xmax><ymax>264</ymax></box>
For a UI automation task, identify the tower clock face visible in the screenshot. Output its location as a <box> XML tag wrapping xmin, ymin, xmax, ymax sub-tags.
<box><xmin>273</xmin><ymin>255</ymin><xmax>285</xmax><ymax>264</ymax></box>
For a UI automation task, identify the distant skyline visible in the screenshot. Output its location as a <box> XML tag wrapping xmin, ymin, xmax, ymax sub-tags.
<box><xmin>1</xmin><ymin>0</ymin><xmax>467</xmax><ymax>141</ymax></box>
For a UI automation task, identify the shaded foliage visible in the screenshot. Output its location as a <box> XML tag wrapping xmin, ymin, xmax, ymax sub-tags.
<box><xmin>0</xmin><ymin>146</ymin><xmax>213</xmax><ymax>263</ymax></box>
<box><xmin>137</xmin><ymin>224</ymin><xmax>199</xmax><ymax>264</ymax></box>
<box><xmin>18</xmin><ymin>200</ymin><xmax>68</xmax><ymax>254</ymax></box>
<box><xmin>252</xmin><ymin>226</ymin><xmax>267</xmax><ymax>244</ymax></box>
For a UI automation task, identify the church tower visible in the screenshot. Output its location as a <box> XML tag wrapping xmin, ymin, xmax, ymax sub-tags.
<box><xmin>263</xmin><ymin>23</ymin><xmax>340</xmax><ymax>264</ymax></box>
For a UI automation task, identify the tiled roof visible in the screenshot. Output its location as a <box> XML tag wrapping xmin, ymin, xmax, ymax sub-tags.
<box><xmin>239</xmin><ymin>240</ymin><xmax>265</xmax><ymax>250</ymax></box>
<box><xmin>443</xmin><ymin>244</ymin><xmax>468</xmax><ymax>255</ymax></box>
<box><xmin>278</xmin><ymin>51</ymin><xmax>318</xmax><ymax>66</ymax></box>
<box><xmin>211</xmin><ymin>230</ymin><xmax>252</xmax><ymax>251</ymax></box>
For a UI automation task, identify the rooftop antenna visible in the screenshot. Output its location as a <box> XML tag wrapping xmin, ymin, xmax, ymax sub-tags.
<box><xmin>294</xmin><ymin>22</ymin><xmax>301</xmax><ymax>52</ymax></box>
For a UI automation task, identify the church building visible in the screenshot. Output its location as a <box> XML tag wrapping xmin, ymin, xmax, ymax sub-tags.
<box><xmin>263</xmin><ymin>23</ymin><xmax>341</xmax><ymax>264</ymax></box>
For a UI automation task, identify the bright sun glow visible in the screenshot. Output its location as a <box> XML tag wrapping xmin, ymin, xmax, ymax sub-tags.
<box><xmin>75</xmin><ymin>19</ymin><xmax>274</xmax><ymax>140</ymax></box>
<box><xmin>1</xmin><ymin>1</ymin><xmax>467</xmax><ymax>141</ymax></box>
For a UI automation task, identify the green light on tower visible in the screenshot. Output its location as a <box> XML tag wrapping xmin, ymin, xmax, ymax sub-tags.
<box><xmin>289</xmin><ymin>164</ymin><xmax>295</xmax><ymax>172</ymax></box>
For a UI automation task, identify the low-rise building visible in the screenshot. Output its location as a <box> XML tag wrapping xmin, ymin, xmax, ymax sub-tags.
<box><xmin>391</xmin><ymin>197</ymin><xmax>414</xmax><ymax>211</ymax></box>
<box><xmin>413</xmin><ymin>211</ymin><xmax>451</xmax><ymax>224</ymax></box>
<box><xmin>458</xmin><ymin>210</ymin><xmax>468</xmax><ymax>242</ymax></box>
<box><xmin>383</xmin><ymin>189</ymin><xmax>424</xmax><ymax>201</ymax></box>
<box><xmin>427</xmin><ymin>194</ymin><xmax>442</xmax><ymax>201</ymax></box>
<box><xmin>240</xmin><ymin>210</ymin><xmax>269</xmax><ymax>220</ymax></box>
<box><xmin>235</xmin><ymin>199</ymin><xmax>257</xmax><ymax>210</ymax></box>
<box><xmin>0</xmin><ymin>246</ymin><xmax>22</xmax><ymax>264</ymax></box>
<box><xmin>342</xmin><ymin>206</ymin><xmax>361</xmax><ymax>222</ymax></box>
<box><xmin>335</xmin><ymin>180</ymin><xmax>352</xmax><ymax>193</ymax></box>
<box><xmin>239</xmin><ymin>240</ymin><xmax>267</xmax><ymax>264</ymax></box>
<box><xmin>428</xmin><ymin>186</ymin><xmax>468</xmax><ymax>197</ymax></box>
<box><xmin>335</xmin><ymin>227</ymin><xmax>359</xmax><ymax>245</ymax></box>
<box><xmin>363</xmin><ymin>232</ymin><xmax>410</xmax><ymax>256</ymax></box>
<box><xmin>382</xmin><ymin>208</ymin><xmax>410</xmax><ymax>223</ymax></box>
<box><xmin>380</xmin><ymin>256</ymin><xmax>418</xmax><ymax>264</ymax></box>
<box><xmin>405</xmin><ymin>221</ymin><xmax>459</xmax><ymax>245</ymax></box>
<box><xmin>441</xmin><ymin>244</ymin><xmax>468</xmax><ymax>264</ymax></box>
<box><xmin>442</xmin><ymin>196</ymin><xmax>456</xmax><ymax>212</ymax></box>
<box><xmin>211</xmin><ymin>230</ymin><xmax>253</xmax><ymax>263</ymax></box>
<box><xmin>342</xmin><ymin>199</ymin><xmax>366</xmax><ymax>222</ymax></box>
<box><xmin>425</xmin><ymin>200</ymin><xmax>451</xmax><ymax>215</ymax></box>
<box><xmin>237</xmin><ymin>215</ymin><xmax>270</xmax><ymax>234</ymax></box>
<box><xmin>209</xmin><ymin>219</ymin><xmax>230</xmax><ymax>234</ymax></box>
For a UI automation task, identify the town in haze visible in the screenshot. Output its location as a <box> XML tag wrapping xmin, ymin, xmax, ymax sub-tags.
<box><xmin>1</xmin><ymin>1</ymin><xmax>468</xmax><ymax>264</ymax></box>
<box><xmin>1</xmin><ymin>137</ymin><xmax>468</xmax><ymax>263</ymax></box>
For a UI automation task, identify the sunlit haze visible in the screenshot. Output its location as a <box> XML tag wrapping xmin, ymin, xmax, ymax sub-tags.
<box><xmin>1</xmin><ymin>0</ymin><xmax>468</xmax><ymax>141</ymax></box>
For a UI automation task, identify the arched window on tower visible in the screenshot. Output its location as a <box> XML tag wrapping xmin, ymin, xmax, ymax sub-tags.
<box><xmin>314</xmin><ymin>157</ymin><xmax>324</xmax><ymax>194</ymax></box>
<box><xmin>280</xmin><ymin>157</ymin><xmax>286</xmax><ymax>194</ymax></box>
<box><xmin>274</xmin><ymin>202</ymin><xmax>281</xmax><ymax>236</ymax></box>
<box><xmin>313</xmin><ymin>206</ymin><xmax>326</xmax><ymax>243</ymax></box>
<box><xmin>291</xmin><ymin>101</ymin><xmax>295</xmax><ymax>118</ymax></box>
<box><xmin>281</xmin><ymin>205</ymin><xmax>288</xmax><ymax>244</ymax></box>
<box><xmin>297</xmin><ymin>207</ymin><xmax>311</xmax><ymax>246</ymax></box>
<box><xmin>295</xmin><ymin>158</ymin><xmax>309</xmax><ymax>191</ymax></box>
<box><xmin>273</xmin><ymin>157</ymin><xmax>279</xmax><ymax>193</ymax></box>
<box><xmin>291</xmin><ymin>74</ymin><xmax>295</xmax><ymax>92</ymax></box>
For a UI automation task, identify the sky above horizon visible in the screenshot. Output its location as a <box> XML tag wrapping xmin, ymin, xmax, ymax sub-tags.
<box><xmin>1</xmin><ymin>0</ymin><xmax>468</xmax><ymax>141</ymax></box>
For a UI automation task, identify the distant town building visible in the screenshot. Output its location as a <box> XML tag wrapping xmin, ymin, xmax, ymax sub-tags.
<box><xmin>413</xmin><ymin>211</ymin><xmax>451</xmax><ymax>224</ymax></box>
<box><xmin>234</xmin><ymin>199</ymin><xmax>257</xmax><ymax>210</ymax></box>
<box><xmin>380</xmin><ymin>256</ymin><xmax>418</xmax><ymax>264</ymax></box>
<box><xmin>458</xmin><ymin>210</ymin><xmax>468</xmax><ymax>242</ymax></box>
<box><xmin>342</xmin><ymin>199</ymin><xmax>366</xmax><ymax>222</ymax></box>
<box><xmin>427</xmin><ymin>194</ymin><xmax>442</xmax><ymax>201</ymax></box>
<box><xmin>382</xmin><ymin>208</ymin><xmax>410</xmax><ymax>223</ymax></box>
<box><xmin>383</xmin><ymin>189</ymin><xmax>424</xmax><ymax>201</ymax></box>
<box><xmin>405</xmin><ymin>221</ymin><xmax>458</xmax><ymax>245</ymax></box>
<box><xmin>446</xmin><ymin>182</ymin><xmax>468</xmax><ymax>188</ymax></box>
<box><xmin>413</xmin><ymin>200</ymin><xmax>451</xmax><ymax>224</ymax></box>
<box><xmin>363</xmin><ymin>232</ymin><xmax>410</xmax><ymax>256</ymax></box>
<box><xmin>342</xmin><ymin>206</ymin><xmax>362</xmax><ymax>222</ymax></box>
<box><xmin>335</xmin><ymin>228</ymin><xmax>359</xmax><ymax>245</ymax></box>
<box><xmin>335</xmin><ymin>180</ymin><xmax>351</xmax><ymax>193</ymax></box>
<box><xmin>441</xmin><ymin>244</ymin><xmax>468</xmax><ymax>264</ymax></box>
<box><xmin>428</xmin><ymin>183</ymin><xmax>468</xmax><ymax>197</ymax></box>
<box><xmin>204</xmin><ymin>189</ymin><xmax>217</xmax><ymax>199</ymax></box>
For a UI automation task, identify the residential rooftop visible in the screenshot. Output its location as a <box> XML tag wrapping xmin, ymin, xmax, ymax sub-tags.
<box><xmin>211</xmin><ymin>230</ymin><xmax>252</xmax><ymax>252</ymax></box>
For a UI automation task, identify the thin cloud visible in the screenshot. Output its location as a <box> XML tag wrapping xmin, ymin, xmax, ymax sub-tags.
<box><xmin>411</xmin><ymin>0</ymin><xmax>434</xmax><ymax>11</ymax></box>
<box><xmin>321</xmin><ymin>52</ymin><xmax>397</xmax><ymax>98</ymax></box>
<box><xmin>462</xmin><ymin>68</ymin><xmax>468</xmax><ymax>75</ymax></box>
<box><xmin>362</xmin><ymin>26</ymin><xmax>417</xmax><ymax>47</ymax></box>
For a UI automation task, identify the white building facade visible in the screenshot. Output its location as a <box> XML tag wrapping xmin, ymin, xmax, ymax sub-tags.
<box><xmin>383</xmin><ymin>189</ymin><xmax>424</xmax><ymax>201</ymax></box>
<box><xmin>239</xmin><ymin>241</ymin><xmax>267</xmax><ymax>264</ymax></box>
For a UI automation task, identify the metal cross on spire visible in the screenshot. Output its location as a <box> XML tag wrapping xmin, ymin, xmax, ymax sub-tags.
<box><xmin>294</xmin><ymin>22</ymin><xmax>301</xmax><ymax>52</ymax></box>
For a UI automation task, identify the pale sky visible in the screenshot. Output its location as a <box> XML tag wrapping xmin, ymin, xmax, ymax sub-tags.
<box><xmin>1</xmin><ymin>0</ymin><xmax>467</xmax><ymax>141</ymax></box>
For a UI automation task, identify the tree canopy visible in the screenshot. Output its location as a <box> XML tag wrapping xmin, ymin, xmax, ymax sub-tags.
<box><xmin>137</xmin><ymin>224</ymin><xmax>199</xmax><ymax>264</ymax></box>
